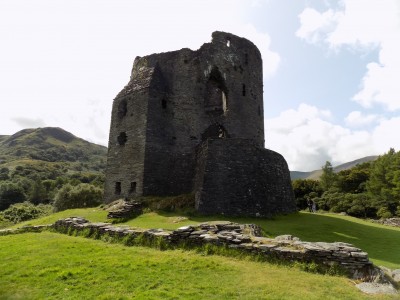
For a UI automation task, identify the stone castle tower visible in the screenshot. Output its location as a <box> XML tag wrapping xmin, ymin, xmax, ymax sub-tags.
<box><xmin>104</xmin><ymin>31</ymin><xmax>296</xmax><ymax>217</ymax></box>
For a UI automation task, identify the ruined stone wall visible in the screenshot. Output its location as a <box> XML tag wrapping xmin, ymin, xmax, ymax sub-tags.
<box><xmin>195</xmin><ymin>139</ymin><xmax>296</xmax><ymax>217</ymax></box>
<box><xmin>104</xmin><ymin>31</ymin><xmax>296</xmax><ymax>217</ymax></box>
<box><xmin>51</xmin><ymin>217</ymin><xmax>376</xmax><ymax>279</ymax></box>
<box><xmin>105</xmin><ymin>31</ymin><xmax>265</xmax><ymax>200</ymax></box>
<box><xmin>104</xmin><ymin>67</ymin><xmax>153</xmax><ymax>203</ymax></box>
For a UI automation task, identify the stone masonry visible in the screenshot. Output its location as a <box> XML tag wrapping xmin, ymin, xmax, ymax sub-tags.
<box><xmin>104</xmin><ymin>31</ymin><xmax>296</xmax><ymax>216</ymax></box>
<box><xmin>53</xmin><ymin>217</ymin><xmax>376</xmax><ymax>279</ymax></box>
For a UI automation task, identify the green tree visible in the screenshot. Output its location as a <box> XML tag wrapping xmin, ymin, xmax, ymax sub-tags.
<box><xmin>28</xmin><ymin>179</ymin><xmax>49</xmax><ymax>205</ymax></box>
<box><xmin>336</xmin><ymin>162</ymin><xmax>371</xmax><ymax>194</ymax></box>
<box><xmin>315</xmin><ymin>190</ymin><xmax>346</xmax><ymax>213</ymax></box>
<box><xmin>367</xmin><ymin>148</ymin><xmax>400</xmax><ymax>215</ymax></box>
<box><xmin>53</xmin><ymin>183</ymin><xmax>103</xmax><ymax>212</ymax></box>
<box><xmin>345</xmin><ymin>193</ymin><xmax>375</xmax><ymax>218</ymax></box>
<box><xmin>292</xmin><ymin>179</ymin><xmax>322</xmax><ymax>210</ymax></box>
<box><xmin>0</xmin><ymin>182</ymin><xmax>26</xmax><ymax>211</ymax></box>
<box><xmin>320</xmin><ymin>161</ymin><xmax>337</xmax><ymax>191</ymax></box>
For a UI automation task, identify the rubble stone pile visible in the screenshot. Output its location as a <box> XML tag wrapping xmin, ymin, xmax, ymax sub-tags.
<box><xmin>373</xmin><ymin>218</ymin><xmax>400</xmax><ymax>227</ymax></box>
<box><xmin>106</xmin><ymin>201</ymin><xmax>143</xmax><ymax>219</ymax></box>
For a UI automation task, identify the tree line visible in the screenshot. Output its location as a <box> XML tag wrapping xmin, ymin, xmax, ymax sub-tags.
<box><xmin>0</xmin><ymin>163</ymin><xmax>104</xmax><ymax>225</ymax></box>
<box><xmin>292</xmin><ymin>148</ymin><xmax>400</xmax><ymax>219</ymax></box>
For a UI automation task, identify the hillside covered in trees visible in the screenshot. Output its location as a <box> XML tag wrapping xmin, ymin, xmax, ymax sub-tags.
<box><xmin>0</xmin><ymin>127</ymin><xmax>107</xmax><ymax>225</ymax></box>
<box><xmin>293</xmin><ymin>148</ymin><xmax>400</xmax><ymax>219</ymax></box>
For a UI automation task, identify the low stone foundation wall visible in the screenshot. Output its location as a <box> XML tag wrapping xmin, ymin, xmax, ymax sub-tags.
<box><xmin>0</xmin><ymin>225</ymin><xmax>51</xmax><ymax>236</ymax></box>
<box><xmin>373</xmin><ymin>218</ymin><xmax>400</xmax><ymax>228</ymax></box>
<box><xmin>53</xmin><ymin>217</ymin><xmax>376</xmax><ymax>279</ymax></box>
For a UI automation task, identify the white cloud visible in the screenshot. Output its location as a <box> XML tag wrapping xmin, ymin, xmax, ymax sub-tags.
<box><xmin>296</xmin><ymin>0</ymin><xmax>400</xmax><ymax>111</ymax></box>
<box><xmin>345</xmin><ymin>111</ymin><xmax>377</xmax><ymax>127</ymax></box>
<box><xmin>0</xmin><ymin>0</ymin><xmax>279</xmax><ymax>145</ymax></box>
<box><xmin>239</xmin><ymin>24</ymin><xmax>280</xmax><ymax>79</ymax></box>
<box><xmin>11</xmin><ymin>117</ymin><xmax>46</xmax><ymax>128</ymax></box>
<box><xmin>296</xmin><ymin>8</ymin><xmax>341</xmax><ymax>44</ymax></box>
<box><xmin>265</xmin><ymin>104</ymin><xmax>383</xmax><ymax>171</ymax></box>
<box><xmin>326</xmin><ymin>0</ymin><xmax>398</xmax><ymax>47</ymax></box>
<box><xmin>372</xmin><ymin>117</ymin><xmax>400</xmax><ymax>153</ymax></box>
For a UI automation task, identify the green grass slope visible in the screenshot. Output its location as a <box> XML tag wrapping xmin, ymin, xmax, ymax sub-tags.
<box><xmin>11</xmin><ymin>209</ymin><xmax>400</xmax><ymax>269</ymax></box>
<box><xmin>0</xmin><ymin>232</ymin><xmax>383</xmax><ymax>300</ymax></box>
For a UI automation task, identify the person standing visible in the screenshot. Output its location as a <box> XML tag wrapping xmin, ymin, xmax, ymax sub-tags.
<box><xmin>312</xmin><ymin>200</ymin><xmax>317</xmax><ymax>213</ymax></box>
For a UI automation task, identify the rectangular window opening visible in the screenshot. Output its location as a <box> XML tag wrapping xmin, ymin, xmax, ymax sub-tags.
<box><xmin>129</xmin><ymin>182</ymin><xmax>137</xmax><ymax>194</ymax></box>
<box><xmin>115</xmin><ymin>182</ymin><xmax>121</xmax><ymax>195</ymax></box>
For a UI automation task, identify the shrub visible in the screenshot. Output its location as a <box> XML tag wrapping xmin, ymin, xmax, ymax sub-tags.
<box><xmin>0</xmin><ymin>202</ymin><xmax>52</xmax><ymax>223</ymax></box>
<box><xmin>376</xmin><ymin>207</ymin><xmax>393</xmax><ymax>219</ymax></box>
<box><xmin>0</xmin><ymin>181</ymin><xmax>26</xmax><ymax>211</ymax></box>
<box><xmin>53</xmin><ymin>183</ymin><xmax>103</xmax><ymax>212</ymax></box>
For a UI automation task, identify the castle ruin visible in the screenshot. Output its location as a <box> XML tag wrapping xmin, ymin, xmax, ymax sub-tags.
<box><xmin>104</xmin><ymin>31</ymin><xmax>296</xmax><ymax>217</ymax></box>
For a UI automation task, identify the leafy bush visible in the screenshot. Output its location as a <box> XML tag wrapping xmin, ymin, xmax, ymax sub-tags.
<box><xmin>0</xmin><ymin>181</ymin><xmax>26</xmax><ymax>211</ymax></box>
<box><xmin>0</xmin><ymin>202</ymin><xmax>52</xmax><ymax>223</ymax></box>
<box><xmin>376</xmin><ymin>207</ymin><xmax>393</xmax><ymax>219</ymax></box>
<box><xmin>53</xmin><ymin>183</ymin><xmax>103</xmax><ymax>212</ymax></box>
<box><xmin>0</xmin><ymin>213</ymin><xmax>12</xmax><ymax>229</ymax></box>
<box><xmin>0</xmin><ymin>167</ymin><xmax>9</xmax><ymax>180</ymax></box>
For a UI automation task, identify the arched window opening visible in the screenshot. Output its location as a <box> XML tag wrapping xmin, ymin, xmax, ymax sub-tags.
<box><xmin>201</xmin><ymin>124</ymin><xmax>229</xmax><ymax>141</ymax></box>
<box><xmin>242</xmin><ymin>84</ymin><xmax>246</xmax><ymax>96</ymax></box>
<box><xmin>205</xmin><ymin>67</ymin><xmax>228</xmax><ymax>115</ymax></box>
<box><xmin>115</xmin><ymin>182</ymin><xmax>121</xmax><ymax>195</ymax></box>
<box><xmin>161</xmin><ymin>98</ymin><xmax>167</xmax><ymax>109</ymax></box>
<box><xmin>117</xmin><ymin>99</ymin><xmax>127</xmax><ymax>119</ymax></box>
<box><xmin>117</xmin><ymin>132</ymin><xmax>127</xmax><ymax>145</ymax></box>
<box><xmin>226</xmin><ymin>38</ymin><xmax>231</xmax><ymax>47</ymax></box>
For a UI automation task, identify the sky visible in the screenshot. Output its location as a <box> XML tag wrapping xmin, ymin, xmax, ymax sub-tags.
<box><xmin>0</xmin><ymin>0</ymin><xmax>399</xmax><ymax>171</ymax></box>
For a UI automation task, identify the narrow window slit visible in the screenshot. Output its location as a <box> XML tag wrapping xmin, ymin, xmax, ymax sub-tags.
<box><xmin>115</xmin><ymin>182</ymin><xmax>121</xmax><ymax>195</ymax></box>
<box><xmin>242</xmin><ymin>84</ymin><xmax>246</xmax><ymax>96</ymax></box>
<box><xmin>117</xmin><ymin>132</ymin><xmax>127</xmax><ymax>145</ymax></box>
<box><xmin>129</xmin><ymin>182</ymin><xmax>137</xmax><ymax>193</ymax></box>
<box><xmin>117</xmin><ymin>99</ymin><xmax>127</xmax><ymax>119</ymax></box>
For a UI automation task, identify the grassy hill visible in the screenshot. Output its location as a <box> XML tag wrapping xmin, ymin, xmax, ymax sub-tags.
<box><xmin>290</xmin><ymin>156</ymin><xmax>378</xmax><ymax>180</ymax></box>
<box><xmin>0</xmin><ymin>127</ymin><xmax>107</xmax><ymax>177</ymax></box>
<box><xmin>3</xmin><ymin>210</ymin><xmax>399</xmax><ymax>299</ymax></box>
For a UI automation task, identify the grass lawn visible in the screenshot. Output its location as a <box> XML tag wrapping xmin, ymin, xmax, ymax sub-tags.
<box><xmin>6</xmin><ymin>207</ymin><xmax>109</xmax><ymax>228</ymax></box>
<box><xmin>0</xmin><ymin>232</ymin><xmax>388</xmax><ymax>300</ymax></box>
<box><xmin>8</xmin><ymin>209</ymin><xmax>400</xmax><ymax>269</ymax></box>
<box><xmin>106</xmin><ymin>211</ymin><xmax>400</xmax><ymax>269</ymax></box>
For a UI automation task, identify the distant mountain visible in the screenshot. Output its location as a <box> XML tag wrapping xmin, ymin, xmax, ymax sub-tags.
<box><xmin>290</xmin><ymin>155</ymin><xmax>378</xmax><ymax>181</ymax></box>
<box><xmin>0</xmin><ymin>127</ymin><xmax>107</xmax><ymax>174</ymax></box>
